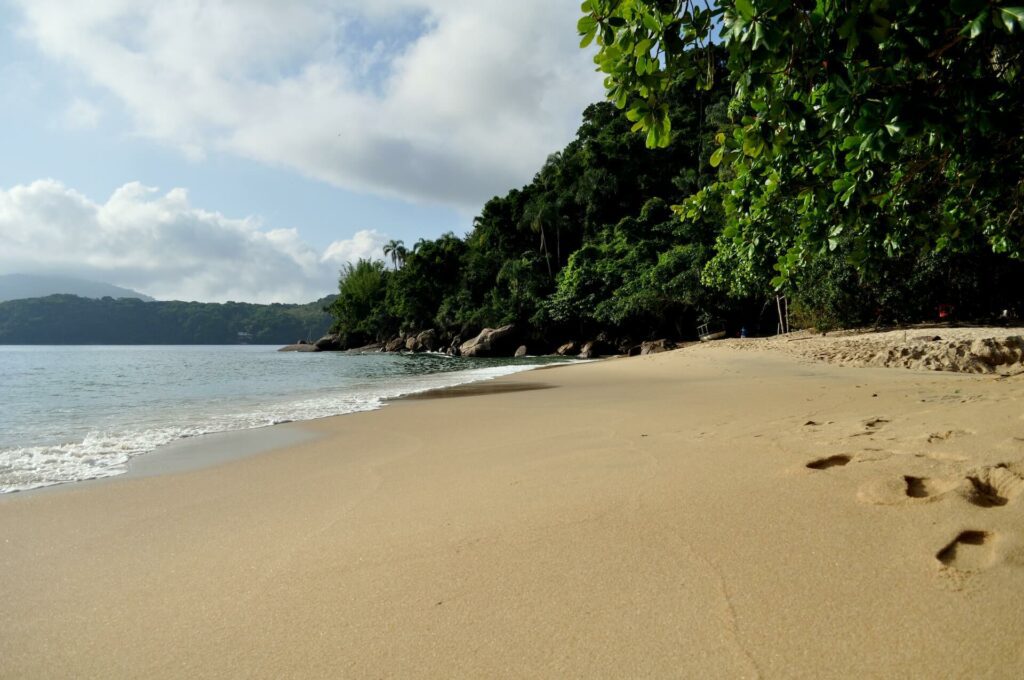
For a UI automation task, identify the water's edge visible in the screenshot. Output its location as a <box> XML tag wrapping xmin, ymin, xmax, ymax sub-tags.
<box><xmin>2</xmin><ymin>360</ymin><xmax>574</xmax><ymax>496</ymax></box>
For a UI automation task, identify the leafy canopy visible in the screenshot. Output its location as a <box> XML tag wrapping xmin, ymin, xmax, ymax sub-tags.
<box><xmin>580</xmin><ymin>0</ymin><xmax>1024</xmax><ymax>289</ymax></box>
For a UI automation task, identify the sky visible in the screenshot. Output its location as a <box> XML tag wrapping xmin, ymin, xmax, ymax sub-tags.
<box><xmin>0</xmin><ymin>1</ymin><xmax>606</xmax><ymax>302</ymax></box>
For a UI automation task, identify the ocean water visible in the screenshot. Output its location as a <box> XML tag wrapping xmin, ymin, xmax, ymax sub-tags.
<box><xmin>0</xmin><ymin>345</ymin><xmax>567</xmax><ymax>493</ymax></box>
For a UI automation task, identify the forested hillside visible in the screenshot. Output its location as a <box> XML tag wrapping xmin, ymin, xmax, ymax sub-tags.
<box><xmin>329</xmin><ymin>36</ymin><xmax>1024</xmax><ymax>351</ymax></box>
<box><xmin>329</xmin><ymin>57</ymin><xmax>744</xmax><ymax>350</ymax></box>
<box><xmin>0</xmin><ymin>295</ymin><xmax>333</xmax><ymax>344</ymax></box>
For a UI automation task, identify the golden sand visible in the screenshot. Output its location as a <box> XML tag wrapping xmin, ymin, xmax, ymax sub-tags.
<box><xmin>2</xmin><ymin>343</ymin><xmax>1024</xmax><ymax>678</ymax></box>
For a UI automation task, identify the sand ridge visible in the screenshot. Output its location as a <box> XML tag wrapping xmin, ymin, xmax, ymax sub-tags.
<box><xmin>715</xmin><ymin>326</ymin><xmax>1024</xmax><ymax>373</ymax></box>
<box><xmin>2</xmin><ymin>343</ymin><xmax>1024</xmax><ymax>678</ymax></box>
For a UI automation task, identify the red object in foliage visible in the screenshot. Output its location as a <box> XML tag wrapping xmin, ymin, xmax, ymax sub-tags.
<box><xmin>937</xmin><ymin>304</ymin><xmax>954</xmax><ymax>319</ymax></box>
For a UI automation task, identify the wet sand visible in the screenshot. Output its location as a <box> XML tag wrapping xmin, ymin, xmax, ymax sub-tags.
<box><xmin>2</xmin><ymin>344</ymin><xmax>1024</xmax><ymax>678</ymax></box>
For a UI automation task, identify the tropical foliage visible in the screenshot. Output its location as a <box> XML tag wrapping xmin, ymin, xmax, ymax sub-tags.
<box><xmin>325</xmin><ymin>4</ymin><xmax>1024</xmax><ymax>347</ymax></box>
<box><xmin>580</xmin><ymin>0</ymin><xmax>1024</xmax><ymax>290</ymax></box>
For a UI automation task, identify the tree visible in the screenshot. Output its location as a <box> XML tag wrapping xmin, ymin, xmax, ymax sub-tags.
<box><xmin>382</xmin><ymin>240</ymin><xmax>407</xmax><ymax>269</ymax></box>
<box><xmin>329</xmin><ymin>259</ymin><xmax>391</xmax><ymax>345</ymax></box>
<box><xmin>579</xmin><ymin>0</ymin><xmax>1024</xmax><ymax>290</ymax></box>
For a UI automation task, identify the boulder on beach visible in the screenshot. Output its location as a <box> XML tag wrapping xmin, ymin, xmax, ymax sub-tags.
<box><xmin>405</xmin><ymin>336</ymin><xmax>421</xmax><ymax>352</ymax></box>
<box><xmin>459</xmin><ymin>324</ymin><xmax>516</xmax><ymax>358</ymax></box>
<box><xmin>384</xmin><ymin>336</ymin><xmax>405</xmax><ymax>352</ymax></box>
<box><xmin>416</xmin><ymin>329</ymin><xmax>439</xmax><ymax>352</ymax></box>
<box><xmin>641</xmin><ymin>339</ymin><xmax>676</xmax><ymax>355</ymax></box>
<box><xmin>556</xmin><ymin>341</ymin><xmax>578</xmax><ymax>356</ymax></box>
<box><xmin>514</xmin><ymin>345</ymin><xmax>528</xmax><ymax>358</ymax></box>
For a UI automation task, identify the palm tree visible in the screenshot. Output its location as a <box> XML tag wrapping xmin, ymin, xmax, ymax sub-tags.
<box><xmin>521</xmin><ymin>152</ymin><xmax>565</xmax><ymax>279</ymax></box>
<box><xmin>382</xmin><ymin>239</ymin><xmax>407</xmax><ymax>269</ymax></box>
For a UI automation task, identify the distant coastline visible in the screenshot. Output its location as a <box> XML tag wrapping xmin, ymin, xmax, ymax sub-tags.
<box><xmin>0</xmin><ymin>293</ymin><xmax>335</xmax><ymax>345</ymax></box>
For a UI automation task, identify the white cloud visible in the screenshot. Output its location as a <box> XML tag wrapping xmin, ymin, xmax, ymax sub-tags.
<box><xmin>322</xmin><ymin>229</ymin><xmax>388</xmax><ymax>266</ymax></box>
<box><xmin>0</xmin><ymin>180</ymin><xmax>385</xmax><ymax>303</ymax></box>
<box><xmin>62</xmin><ymin>98</ymin><xmax>101</xmax><ymax>130</ymax></box>
<box><xmin>13</xmin><ymin>1</ymin><xmax>606</xmax><ymax>211</ymax></box>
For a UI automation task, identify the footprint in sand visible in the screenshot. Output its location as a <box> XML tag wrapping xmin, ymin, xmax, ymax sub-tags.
<box><xmin>859</xmin><ymin>464</ymin><xmax>1024</xmax><ymax>507</ymax></box>
<box><xmin>904</xmin><ymin>476</ymin><xmax>938</xmax><ymax>498</ymax></box>
<box><xmin>858</xmin><ymin>474</ymin><xmax>961</xmax><ymax>505</ymax></box>
<box><xmin>806</xmin><ymin>454</ymin><xmax>852</xmax><ymax>470</ymax></box>
<box><xmin>936</xmin><ymin>530</ymin><xmax>996</xmax><ymax>572</ymax></box>
<box><xmin>849</xmin><ymin>417</ymin><xmax>891</xmax><ymax>438</ymax></box>
<box><xmin>964</xmin><ymin>464</ymin><xmax>1024</xmax><ymax>507</ymax></box>
<box><xmin>926</xmin><ymin>429</ymin><xmax>971</xmax><ymax>444</ymax></box>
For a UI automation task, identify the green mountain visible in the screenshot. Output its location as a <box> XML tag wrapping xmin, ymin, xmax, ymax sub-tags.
<box><xmin>0</xmin><ymin>294</ymin><xmax>335</xmax><ymax>345</ymax></box>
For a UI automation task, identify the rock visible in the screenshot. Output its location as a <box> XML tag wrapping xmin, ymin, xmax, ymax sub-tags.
<box><xmin>514</xmin><ymin>345</ymin><xmax>528</xmax><ymax>358</ymax></box>
<box><xmin>578</xmin><ymin>338</ymin><xmax>614</xmax><ymax>359</ymax></box>
<box><xmin>346</xmin><ymin>342</ymin><xmax>383</xmax><ymax>354</ymax></box>
<box><xmin>416</xmin><ymin>329</ymin><xmax>439</xmax><ymax>352</ymax></box>
<box><xmin>459</xmin><ymin>324</ymin><xmax>517</xmax><ymax>358</ymax></box>
<box><xmin>405</xmin><ymin>336</ymin><xmax>422</xmax><ymax>352</ymax></box>
<box><xmin>278</xmin><ymin>343</ymin><xmax>319</xmax><ymax>352</ymax></box>
<box><xmin>314</xmin><ymin>334</ymin><xmax>342</xmax><ymax>351</ymax></box>
<box><xmin>640</xmin><ymin>339</ymin><xmax>676</xmax><ymax>355</ymax></box>
<box><xmin>384</xmin><ymin>336</ymin><xmax>405</xmax><ymax>352</ymax></box>
<box><xmin>447</xmin><ymin>336</ymin><xmax>463</xmax><ymax>356</ymax></box>
<box><xmin>556</xmin><ymin>341</ymin><xmax>578</xmax><ymax>356</ymax></box>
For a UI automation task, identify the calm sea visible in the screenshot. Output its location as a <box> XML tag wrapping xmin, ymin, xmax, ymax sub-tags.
<box><xmin>0</xmin><ymin>346</ymin><xmax>565</xmax><ymax>492</ymax></box>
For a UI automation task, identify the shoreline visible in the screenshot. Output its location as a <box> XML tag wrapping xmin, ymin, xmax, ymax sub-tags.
<box><xmin>1</xmin><ymin>354</ymin><xmax>581</xmax><ymax>496</ymax></box>
<box><xmin>3</xmin><ymin>343</ymin><xmax>1024</xmax><ymax>677</ymax></box>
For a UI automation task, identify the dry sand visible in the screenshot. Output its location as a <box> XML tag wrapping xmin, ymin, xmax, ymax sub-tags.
<box><xmin>3</xmin><ymin>341</ymin><xmax>1024</xmax><ymax>678</ymax></box>
<box><xmin>728</xmin><ymin>325</ymin><xmax>1024</xmax><ymax>373</ymax></box>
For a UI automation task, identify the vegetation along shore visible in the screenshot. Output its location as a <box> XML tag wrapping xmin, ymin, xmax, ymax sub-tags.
<box><xmin>315</xmin><ymin>2</ymin><xmax>1024</xmax><ymax>357</ymax></box>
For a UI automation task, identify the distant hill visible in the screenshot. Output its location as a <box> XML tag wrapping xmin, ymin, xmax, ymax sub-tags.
<box><xmin>0</xmin><ymin>294</ymin><xmax>336</xmax><ymax>344</ymax></box>
<box><xmin>0</xmin><ymin>273</ymin><xmax>155</xmax><ymax>302</ymax></box>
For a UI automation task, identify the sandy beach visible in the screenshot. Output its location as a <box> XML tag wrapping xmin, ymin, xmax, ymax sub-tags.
<box><xmin>3</xmin><ymin>340</ymin><xmax>1024</xmax><ymax>678</ymax></box>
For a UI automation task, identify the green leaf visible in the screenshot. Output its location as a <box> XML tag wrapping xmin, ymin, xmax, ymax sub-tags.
<box><xmin>742</xmin><ymin>133</ymin><xmax>763</xmax><ymax>158</ymax></box>
<box><xmin>710</xmin><ymin>146</ymin><xmax>725</xmax><ymax>167</ymax></box>
<box><xmin>579</xmin><ymin>29</ymin><xmax>596</xmax><ymax>48</ymax></box>
<box><xmin>884</xmin><ymin>121</ymin><xmax>905</xmax><ymax>137</ymax></box>
<box><xmin>964</xmin><ymin>10</ymin><xmax>986</xmax><ymax>38</ymax></box>
<box><xmin>840</xmin><ymin>135</ymin><xmax>862</xmax><ymax>150</ymax></box>
<box><xmin>577</xmin><ymin>16</ymin><xmax>597</xmax><ymax>34</ymax></box>
<box><xmin>735</xmin><ymin>0</ymin><xmax>756</xmax><ymax>22</ymax></box>
<box><xmin>999</xmin><ymin>6</ymin><xmax>1024</xmax><ymax>30</ymax></box>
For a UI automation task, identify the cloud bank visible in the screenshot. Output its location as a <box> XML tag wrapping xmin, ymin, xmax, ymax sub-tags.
<box><xmin>0</xmin><ymin>180</ymin><xmax>385</xmax><ymax>303</ymax></box>
<box><xmin>14</xmin><ymin>1</ymin><xmax>605</xmax><ymax>211</ymax></box>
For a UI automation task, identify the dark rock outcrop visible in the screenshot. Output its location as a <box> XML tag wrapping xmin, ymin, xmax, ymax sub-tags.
<box><xmin>314</xmin><ymin>333</ymin><xmax>342</xmax><ymax>351</ymax></box>
<box><xmin>346</xmin><ymin>342</ymin><xmax>383</xmax><ymax>354</ymax></box>
<box><xmin>447</xmin><ymin>336</ymin><xmax>463</xmax><ymax>356</ymax></box>
<box><xmin>278</xmin><ymin>343</ymin><xmax>320</xmax><ymax>352</ymax></box>
<box><xmin>640</xmin><ymin>339</ymin><xmax>676</xmax><ymax>355</ymax></box>
<box><xmin>459</xmin><ymin>324</ymin><xmax>517</xmax><ymax>358</ymax></box>
<box><xmin>417</xmin><ymin>329</ymin><xmax>439</xmax><ymax>352</ymax></box>
<box><xmin>578</xmin><ymin>338</ymin><xmax>616</xmax><ymax>359</ymax></box>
